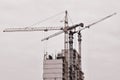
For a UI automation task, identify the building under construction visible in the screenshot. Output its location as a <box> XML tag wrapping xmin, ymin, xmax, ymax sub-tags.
<box><xmin>43</xmin><ymin>49</ymin><xmax>84</xmax><ymax>80</ymax></box>
<box><xmin>43</xmin><ymin>11</ymin><xmax>85</xmax><ymax>80</ymax></box>
<box><xmin>3</xmin><ymin>11</ymin><xmax>116</xmax><ymax>80</ymax></box>
<box><xmin>42</xmin><ymin>11</ymin><xmax>116</xmax><ymax>80</ymax></box>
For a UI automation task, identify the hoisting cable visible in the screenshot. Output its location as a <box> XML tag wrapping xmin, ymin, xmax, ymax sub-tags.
<box><xmin>27</xmin><ymin>11</ymin><xmax>65</xmax><ymax>27</ymax></box>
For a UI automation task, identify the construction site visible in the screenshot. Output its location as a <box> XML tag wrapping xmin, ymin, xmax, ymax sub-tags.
<box><xmin>3</xmin><ymin>11</ymin><xmax>117</xmax><ymax>80</ymax></box>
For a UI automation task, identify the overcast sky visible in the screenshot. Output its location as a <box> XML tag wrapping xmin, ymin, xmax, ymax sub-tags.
<box><xmin>0</xmin><ymin>0</ymin><xmax>120</xmax><ymax>80</ymax></box>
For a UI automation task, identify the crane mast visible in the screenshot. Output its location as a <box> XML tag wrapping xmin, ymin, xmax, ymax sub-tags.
<box><xmin>64</xmin><ymin>11</ymin><xmax>69</xmax><ymax>60</ymax></box>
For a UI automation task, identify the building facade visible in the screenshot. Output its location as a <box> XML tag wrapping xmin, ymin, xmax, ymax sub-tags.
<box><xmin>43</xmin><ymin>49</ymin><xmax>84</xmax><ymax>80</ymax></box>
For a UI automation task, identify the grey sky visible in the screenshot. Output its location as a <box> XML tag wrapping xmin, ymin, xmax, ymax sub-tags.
<box><xmin>0</xmin><ymin>0</ymin><xmax>120</xmax><ymax>80</ymax></box>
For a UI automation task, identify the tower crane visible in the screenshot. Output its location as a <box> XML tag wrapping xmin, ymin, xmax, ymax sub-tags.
<box><xmin>3</xmin><ymin>11</ymin><xmax>116</xmax><ymax>80</ymax></box>
<box><xmin>41</xmin><ymin>12</ymin><xmax>116</xmax><ymax>41</ymax></box>
<box><xmin>3</xmin><ymin>12</ymin><xmax>116</xmax><ymax>49</ymax></box>
<box><xmin>3</xmin><ymin>11</ymin><xmax>83</xmax><ymax>52</ymax></box>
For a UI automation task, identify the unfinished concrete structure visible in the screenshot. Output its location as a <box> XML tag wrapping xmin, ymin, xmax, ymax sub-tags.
<box><xmin>43</xmin><ymin>49</ymin><xmax>84</xmax><ymax>80</ymax></box>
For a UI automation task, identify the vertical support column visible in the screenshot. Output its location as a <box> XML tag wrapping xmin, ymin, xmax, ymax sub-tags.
<box><xmin>64</xmin><ymin>10</ymin><xmax>69</xmax><ymax>51</ymax></box>
<box><xmin>69</xmin><ymin>31</ymin><xmax>74</xmax><ymax>80</ymax></box>
<box><xmin>78</xmin><ymin>31</ymin><xmax>84</xmax><ymax>80</ymax></box>
<box><xmin>64</xmin><ymin>11</ymin><xmax>69</xmax><ymax>80</ymax></box>
<box><xmin>78</xmin><ymin>31</ymin><xmax>82</xmax><ymax>67</ymax></box>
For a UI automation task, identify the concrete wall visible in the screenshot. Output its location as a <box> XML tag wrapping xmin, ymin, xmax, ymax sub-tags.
<box><xmin>43</xmin><ymin>59</ymin><xmax>63</xmax><ymax>80</ymax></box>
